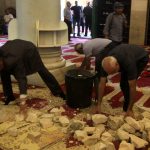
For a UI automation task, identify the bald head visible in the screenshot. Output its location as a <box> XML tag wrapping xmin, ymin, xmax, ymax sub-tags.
<box><xmin>102</xmin><ymin>56</ymin><xmax>119</xmax><ymax>74</ymax></box>
<box><xmin>75</xmin><ymin>43</ymin><xmax>84</xmax><ymax>54</ymax></box>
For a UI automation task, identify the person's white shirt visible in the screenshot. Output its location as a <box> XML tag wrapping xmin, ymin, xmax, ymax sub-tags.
<box><xmin>83</xmin><ymin>38</ymin><xmax>112</xmax><ymax>57</ymax></box>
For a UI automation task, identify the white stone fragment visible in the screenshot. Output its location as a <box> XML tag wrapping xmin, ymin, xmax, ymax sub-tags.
<box><xmin>145</xmin><ymin>121</ymin><xmax>150</xmax><ymax>131</ymax></box>
<box><xmin>68</xmin><ymin>120</ymin><xmax>85</xmax><ymax>133</ymax></box>
<box><xmin>84</xmin><ymin>127</ymin><xmax>96</xmax><ymax>135</ymax></box>
<box><xmin>15</xmin><ymin>114</ymin><xmax>25</xmax><ymax>122</ymax></box>
<box><xmin>28</xmin><ymin>132</ymin><xmax>41</xmax><ymax>140</ymax></box>
<box><xmin>138</xmin><ymin>118</ymin><xmax>150</xmax><ymax>132</ymax></box>
<box><xmin>107</xmin><ymin>129</ymin><xmax>118</xmax><ymax>141</ymax></box>
<box><xmin>50</xmin><ymin>107</ymin><xmax>65</xmax><ymax>115</ymax></box>
<box><xmin>92</xmin><ymin>114</ymin><xmax>108</xmax><ymax>125</ymax></box>
<box><xmin>59</xmin><ymin>116</ymin><xmax>70</xmax><ymax>127</ymax></box>
<box><xmin>117</xmin><ymin>129</ymin><xmax>130</xmax><ymax>141</ymax></box>
<box><xmin>119</xmin><ymin>141</ymin><xmax>135</xmax><ymax>150</ymax></box>
<box><xmin>125</xmin><ymin>117</ymin><xmax>141</xmax><ymax>131</ymax></box>
<box><xmin>0</xmin><ymin>111</ymin><xmax>14</xmax><ymax>123</ymax></box>
<box><xmin>129</xmin><ymin>134</ymin><xmax>149</xmax><ymax>148</ymax></box>
<box><xmin>89</xmin><ymin>142</ymin><xmax>107</xmax><ymax>150</ymax></box>
<box><xmin>39</xmin><ymin>118</ymin><xmax>53</xmax><ymax>129</ymax></box>
<box><xmin>94</xmin><ymin>125</ymin><xmax>105</xmax><ymax>140</ymax></box>
<box><xmin>82</xmin><ymin>134</ymin><xmax>98</xmax><ymax>146</ymax></box>
<box><xmin>86</xmin><ymin>114</ymin><xmax>92</xmax><ymax>120</ymax></box>
<box><xmin>59</xmin><ymin>106</ymin><xmax>65</xmax><ymax>112</ymax></box>
<box><xmin>40</xmin><ymin>113</ymin><xmax>54</xmax><ymax>118</ymax></box>
<box><xmin>61</xmin><ymin>127</ymin><xmax>68</xmax><ymax>134</ymax></box>
<box><xmin>142</xmin><ymin>111</ymin><xmax>150</xmax><ymax>119</ymax></box>
<box><xmin>53</xmin><ymin>116</ymin><xmax>60</xmax><ymax>123</ymax></box>
<box><xmin>121</xmin><ymin>123</ymin><xmax>136</xmax><ymax>134</ymax></box>
<box><xmin>101</xmin><ymin>132</ymin><xmax>113</xmax><ymax>142</ymax></box>
<box><xmin>107</xmin><ymin>115</ymin><xmax>124</xmax><ymax>130</ymax></box>
<box><xmin>7</xmin><ymin>126</ymin><xmax>18</xmax><ymax>137</ymax></box>
<box><xmin>138</xmin><ymin>120</ymin><xmax>145</xmax><ymax>132</ymax></box>
<box><xmin>26</xmin><ymin>112</ymin><xmax>38</xmax><ymax>123</ymax></box>
<box><xmin>105</xmin><ymin>142</ymin><xmax>116</xmax><ymax>150</ymax></box>
<box><xmin>74</xmin><ymin>130</ymin><xmax>87</xmax><ymax>141</ymax></box>
<box><xmin>142</xmin><ymin>131</ymin><xmax>148</xmax><ymax>141</ymax></box>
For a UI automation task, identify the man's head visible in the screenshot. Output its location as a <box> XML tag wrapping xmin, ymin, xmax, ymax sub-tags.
<box><xmin>75</xmin><ymin>1</ymin><xmax>78</xmax><ymax>6</ymax></box>
<box><xmin>66</xmin><ymin>1</ymin><xmax>71</xmax><ymax>7</ymax></box>
<box><xmin>87</xmin><ymin>2</ymin><xmax>90</xmax><ymax>6</ymax></box>
<box><xmin>75</xmin><ymin>43</ymin><xmax>84</xmax><ymax>54</ymax></box>
<box><xmin>102</xmin><ymin>56</ymin><xmax>120</xmax><ymax>74</ymax></box>
<box><xmin>114</xmin><ymin>2</ymin><xmax>124</xmax><ymax>14</ymax></box>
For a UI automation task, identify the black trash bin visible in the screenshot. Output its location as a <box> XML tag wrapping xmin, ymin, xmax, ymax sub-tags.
<box><xmin>65</xmin><ymin>69</ymin><xmax>95</xmax><ymax>108</ymax></box>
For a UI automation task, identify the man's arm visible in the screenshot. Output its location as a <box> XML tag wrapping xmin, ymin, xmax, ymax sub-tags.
<box><xmin>98</xmin><ymin>77</ymin><xmax>107</xmax><ymax>104</ymax></box>
<box><xmin>93</xmin><ymin>77</ymin><xmax>107</xmax><ymax>113</ymax></box>
<box><xmin>80</xmin><ymin>56</ymin><xmax>91</xmax><ymax>70</ymax></box>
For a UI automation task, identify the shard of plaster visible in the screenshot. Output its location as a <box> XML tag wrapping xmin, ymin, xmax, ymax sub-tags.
<box><xmin>89</xmin><ymin>142</ymin><xmax>107</xmax><ymax>150</ymax></box>
<box><xmin>107</xmin><ymin>115</ymin><xmax>124</xmax><ymax>130</ymax></box>
<box><xmin>39</xmin><ymin>118</ymin><xmax>53</xmax><ymax>129</ymax></box>
<box><xmin>125</xmin><ymin>117</ymin><xmax>141</xmax><ymax>131</ymax></box>
<box><xmin>92</xmin><ymin>114</ymin><xmax>108</xmax><ymax>125</ymax></box>
<box><xmin>84</xmin><ymin>127</ymin><xmax>96</xmax><ymax>135</ymax></box>
<box><xmin>119</xmin><ymin>141</ymin><xmax>135</xmax><ymax>150</ymax></box>
<box><xmin>117</xmin><ymin>129</ymin><xmax>130</xmax><ymax>141</ymax></box>
<box><xmin>82</xmin><ymin>134</ymin><xmax>98</xmax><ymax>146</ymax></box>
<box><xmin>101</xmin><ymin>132</ymin><xmax>113</xmax><ymax>142</ymax></box>
<box><xmin>74</xmin><ymin>130</ymin><xmax>87</xmax><ymax>141</ymax></box>
<box><xmin>120</xmin><ymin>123</ymin><xmax>136</xmax><ymax>134</ymax></box>
<box><xmin>59</xmin><ymin>116</ymin><xmax>70</xmax><ymax>127</ymax></box>
<box><xmin>7</xmin><ymin>126</ymin><xmax>18</xmax><ymax>137</ymax></box>
<box><xmin>15</xmin><ymin>114</ymin><xmax>25</xmax><ymax>122</ymax></box>
<box><xmin>129</xmin><ymin>134</ymin><xmax>149</xmax><ymax>148</ymax></box>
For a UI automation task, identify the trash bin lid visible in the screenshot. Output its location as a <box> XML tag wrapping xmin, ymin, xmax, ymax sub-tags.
<box><xmin>65</xmin><ymin>69</ymin><xmax>95</xmax><ymax>80</ymax></box>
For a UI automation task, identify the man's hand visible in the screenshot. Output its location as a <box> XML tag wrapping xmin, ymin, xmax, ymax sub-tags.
<box><xmin>123</xmin><ymin>110</ymin><xmax>135</xmax><ymax>118</ymax></box>
<box><xmin>4</xmin><ymin>95</ymin><xmax>16</xmax><ymax>105</ymax></box>
<box><xmin>91</xmin><ymin>102</ymin><xmax>101</xmax><ymax>114</ymax></box>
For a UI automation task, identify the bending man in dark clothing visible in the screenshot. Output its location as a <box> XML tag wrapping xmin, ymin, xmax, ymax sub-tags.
<box><xmin>96</xmin><ymin>44</ymin><xmax>149</xmax><ymax>117</ymax></box>
<box><xmin>0</xmin><ymin>39</ymin><xmax>66</xmax><ymax>105</ymax></box>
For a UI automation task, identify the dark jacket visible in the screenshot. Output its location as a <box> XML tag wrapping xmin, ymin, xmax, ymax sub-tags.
<box><xmin>0</xmin><ymin>39</ymin><xmax>44</xmax><ymax>94</ymax></box>
<box><xmin>0</xmin><ymin>39</ymin><xmax>43</xmax><ymax>77</ymax></box>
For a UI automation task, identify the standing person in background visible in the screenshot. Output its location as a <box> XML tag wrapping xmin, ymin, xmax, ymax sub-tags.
<box><xmin>103</xmin><ymin>2</ymin><xmax>128</xmax><ymax>44</ymax></box>
<box><xmin>71</xmin><ymin>1</ymin><xmax>82</xmax><ymax>37</ymax></box>
<box><xmin>80</xmin><ymin>6</ymin><xmax>85</xmax><ymax>34</ymax></box>
<box><xmin>64</xmin><ymin>1</ymin><xmax>72</xmax><ymax>41</ymax></box>
<box><xmin>83</xmin><ymin>2</ymin><xmax>92</xmax><ymax>37</ymax></box>
<box><xmin>2</xmin><ymin>8</ymin><xmax>14</xmax><ymax>35</ymax></box>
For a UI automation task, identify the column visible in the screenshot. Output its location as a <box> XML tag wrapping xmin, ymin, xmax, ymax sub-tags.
<box><xmin>9</xmin><ymin>0</ymin><xmax>75</xmax><ymax>84</ymax></box>
<box><xmin>129</xmin><ymin>0</ymin><xmax>148</xmax><ymax>45</ymax></box>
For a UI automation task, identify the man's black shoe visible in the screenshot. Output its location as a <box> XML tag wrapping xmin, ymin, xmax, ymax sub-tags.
<box><xmin>4</xmin><ymin>96</ymin><xmax>16</xmax><ymax>105</ymax></box>
<box><xmin>59</xmin><ymin>93</ymin><xmax>66</xmax><ymax>100</ymax></box>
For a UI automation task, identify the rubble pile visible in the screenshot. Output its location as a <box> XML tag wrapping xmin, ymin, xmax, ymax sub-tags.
<box><xmin>0</xmin><ymin>104</ymin><xmax>150</xmax><ymax>150</ymax></box>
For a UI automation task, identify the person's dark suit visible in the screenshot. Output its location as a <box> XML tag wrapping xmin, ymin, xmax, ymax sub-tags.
<box><xmin>0</xmin><ymin>39</ymin><xmax>65</xmax><ymax>104</ymax></box>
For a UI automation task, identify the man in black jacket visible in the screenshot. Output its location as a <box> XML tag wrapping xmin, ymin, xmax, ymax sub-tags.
<box><xmin>0</xmin><ymin>39</ymin><xmax>65</xmax><ymax>105</ymax></box>
<box><xmin>95</xmin><ymin>44</ymin><xmax>149</xmax><ymax>117</ymax></box>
